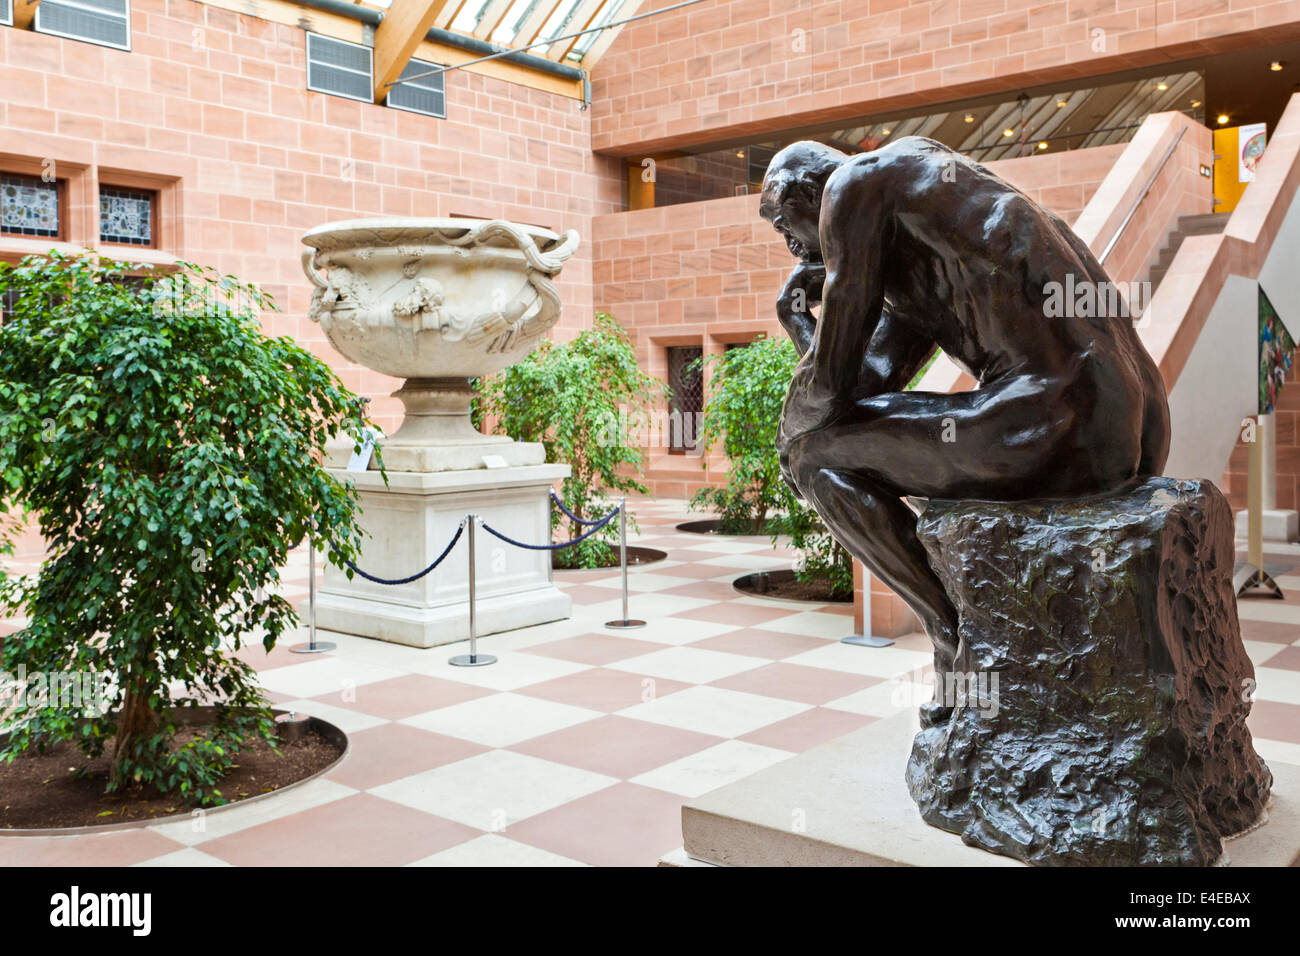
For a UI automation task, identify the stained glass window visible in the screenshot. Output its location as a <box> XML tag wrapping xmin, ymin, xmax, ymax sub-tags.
<box><xmin>1</xmin><ymin>174</ymin><xmax>61</xmax><ymax>238</ymax></box>
<box><xmin>100</xmin><ymin>186</ymin><xmax>154</xmax><ymax>246</ymax></box>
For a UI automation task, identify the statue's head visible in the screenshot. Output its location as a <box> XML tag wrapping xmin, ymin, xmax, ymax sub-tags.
<box><xmin>759</xmin><ymin>141</ymin><xmax>848</xmax><ymax>263</ymax></box>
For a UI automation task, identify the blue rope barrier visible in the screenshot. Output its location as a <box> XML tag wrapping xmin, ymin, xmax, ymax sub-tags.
<box><xmin>480</xmin><ymin>504</ymin><xmax>619</xmax><ymax>551</ymax></box>
<box><xmin>550</xmin><ymin>490</ymin><xmax>616</xmax><ymax>527</ymax></box>
<box><xmin>342</xmin><ymin>518</ymin><xmax>465</xmax><ymax>585</ymax></box>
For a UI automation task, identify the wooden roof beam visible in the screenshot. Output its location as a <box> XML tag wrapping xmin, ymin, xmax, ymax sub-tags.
<box><xmin>373</xmin><ymin>0</ymin><xmax>458</xmax><ymax>104</ymax></box>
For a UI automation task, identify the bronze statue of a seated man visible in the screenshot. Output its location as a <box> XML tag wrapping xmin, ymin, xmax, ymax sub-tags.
<box><xmin>760</xmin><ymin>137</ymin><xmax>1171</xmax><ymax>726</ymax></box>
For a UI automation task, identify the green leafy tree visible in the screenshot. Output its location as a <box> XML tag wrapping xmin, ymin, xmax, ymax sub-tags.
<box><xmin>692</xmin><ymin>334</ymin><xmax>868</xmax><ymax>599</ymax></box>
<box><xmin>478</xmin><ymin>312</ymin><xmax>665</xmax><ymax>568</ymax></box>
<box><xmin>0</xmin><ymin>253</ymin><xmax>373</xmax><ymax>805</ymax></box>
<box><xmin>689</xmin><ymin>336</ymin><xmax>797</xmax><ymax>533</ymax></box>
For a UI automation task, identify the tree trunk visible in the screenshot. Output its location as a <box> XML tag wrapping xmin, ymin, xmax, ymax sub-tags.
<box><xmin>111</xmin><ymin>677</ymin><xmax>158</xmax><ymax>784</ymax></box>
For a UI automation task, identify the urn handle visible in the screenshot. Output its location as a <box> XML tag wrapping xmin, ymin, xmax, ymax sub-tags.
<box><xmin>301</xmin><ymin>249</ymin><xmax>329</xmax><ymax>289</ymax></box>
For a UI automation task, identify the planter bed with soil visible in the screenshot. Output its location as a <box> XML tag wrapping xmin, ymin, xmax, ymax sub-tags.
<box><xmin>552</xmin><ymin>546</ymin><xmax>667</xmax><ymax>571</ymax></box>
<box><xmin>676</xmin><ymin>519</ymin><xmax>783</xmax><ymax>536</ymax></box>
<box><xmin>0</xmin><ymin>707</ymin><xmax>346</xmax><ymax>833</ymax></box>
<box><xmin>734</xmin><ymin>569</ymin><xmax>852</xmax><ymax>604</ymax></box>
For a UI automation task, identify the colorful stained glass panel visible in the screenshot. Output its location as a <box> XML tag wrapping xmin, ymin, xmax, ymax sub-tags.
<box><xmin>1</xmin><ymin>174</ymin><xmax>60</xmax><ymax>238</ymax></box>
<box><xmin>100</xmin><ymin>187</ymin><xmax>154</xmax><ymax>246</ymax></box>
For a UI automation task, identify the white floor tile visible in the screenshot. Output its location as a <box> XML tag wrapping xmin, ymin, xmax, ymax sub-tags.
<box><xmin>273</xmin><ymin>698</ymin><xmax>389</xmax><ymax>734</ymax></box>
<box><xmin>753</xmin><ymin>610</ymin><xmax>860</xmax><ymax>639</ymax></box>
<box><xmin>631</xmin><ymin>739</ymin><xmax>794</xmax><ymax>797</ymax></box>
<box><xmin>256</xmin><ymin>656</ymin><xmax>407</xmax><ymax>699</ymax></box>
<box><xmin>783</xmin><ymin>642</ymin><xmax>934</xmax><ymax>679</ymax></box>
<box><xmin>617</xmin><ymin>685</ymin><xmax>810</xmax><ymax>738</ymax></box>
<box><xmin>1253</xmin><ymin>666</ymin><xmax>1300</xmax><ymax>706</ymax></box>
<box><xmin>133</xmin><ymin>848</ymin><xmax>233</xmax><ymax>867</ymax></box>
<box><xmin>148</xmin><ymin>778</ymin><xmax>357</xmax><ymax>846</ymax></box>
<box><xmin>408</xmin><ymin>834</ymin><xmax>587</xmax><ymax>867</ymax></box>
<box><xmin>401</xmin><ymin>693</ymin><xmax>602</xmax><ymax>747</ymax></box>
<box><xmin>607</xmin><ymin>646</ymin><xmax>767</xmax><ymax>683</ymax></box>
<box><xmin>371</xmin><ymin>750</ymin><xmax>615</xmax><ymax>830</ymax></box>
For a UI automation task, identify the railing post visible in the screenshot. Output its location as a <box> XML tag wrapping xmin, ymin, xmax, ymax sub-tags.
<box><xmin>605</xmin><ymin>496</ymin><xmax>646</xmax><ymax>630</ymax></box>
<box><xmin>451</xmin><ymin>514</ymin><xmax>497</xmax><ymax>666</ymax></box>
<box><xmin>291</xmin><ymin>533</ymin><xmax>336</xmax><ymax>653</ymax></box>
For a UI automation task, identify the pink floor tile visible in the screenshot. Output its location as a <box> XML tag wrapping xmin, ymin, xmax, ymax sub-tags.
<box><xmin>311</xmin><ymin>674</ymin><xmax>493</xmax><ymax>721</ymax></box>
<box><xmin>673</xmin><ymin>601</ymin><xmax>800</xmax><ymax>626</ymax></box>
<box><xmin>710</xmin><ymin>662</ymin><xmax>881</xmax><ymax>704</ymax></box>
<box><xmin>507</xmin><ymin>782</ymin><xmax>686</xmax><ymax>867</ymax></box>
<box><xmin>523</xmin><ymin>632</ymin><xmax>668</xmax><ymax>665</ymax></box>
<box><xmin>644</xmin><ymin>562</ymin><xmax>746</xmax><ymax>579</ymax></box>
<box><xmin>658</xmin><ymin>580</ymin><xmax>746</xmax><ymax>601</ymax></box>
<box><xmin>689</xmin><ymin>627</ymin><xmax>830</xmax><ymax>659</ymax></box>
<box><xmin>201</xmin><ymin>793</ymin><xmax>478</xmax><ymax>866</ymax></box>
<box><xmin>509</xmin><ymin>715</ymin><xmax>722</xmax><ymax>779</ymax></box>
<box><xmin>740</xmin><ymin>707</ymin><xmax>877</xmax><ymax>752</ymax></box>
<box><xmin>1249</xmin><ymin>700</ymin><xmax>1300</xmax><ymax>744</ymax></box>
<box><xmin>327</xmin><ymin>723</ymin><xmax>489</xmax><ymax>790</ymax></box>
<box><xmin>0</xmin><ymin>829</ymin><xmax>185</xmax><ymax>867</ymax></box>
<box><xmin>515</xmin><ymin>667</ymin><xmax>692</xmax><ymax>713</ymax></box>
<box><xmin>555</xmin><ymin>584</ymin><xmax>624</xmax><ymax>605</ymax></box>
<box><xmin>1240</xmin><ymin>620</ymin><xmax>1300</xmax><ymax>644</ymax></box>
<box><xmin>1259</xmin><ymin>645</ymin><xmax>1300</xmax><ymax>671</ymax></box>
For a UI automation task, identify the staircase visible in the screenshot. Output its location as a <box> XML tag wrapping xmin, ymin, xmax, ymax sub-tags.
<box><xmin>1147</xmin><ymin>212</ymin><xmax>1231</xmax><ymax>293</ymax></box>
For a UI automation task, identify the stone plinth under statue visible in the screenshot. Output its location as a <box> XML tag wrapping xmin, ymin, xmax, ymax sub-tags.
<box><xmin>665</xmin><ymin>479</ymin><xmax>1287</xmax><ymax>868</ymax></box>
<box><xmin>300</xmin><ymin>218</ymin><xmax>580</xmax><ymax>647</ymax></box>
<box><xmin>909</xmin><ymin>477</ymin><xmax>1270</xmax><ymax>866</ymax></box>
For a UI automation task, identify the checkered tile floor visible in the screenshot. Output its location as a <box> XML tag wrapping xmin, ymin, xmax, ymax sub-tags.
<box><xmin>2</xmin><ymin>498</ymin><xmax>1299</xmax><ymax>866</ymax></box>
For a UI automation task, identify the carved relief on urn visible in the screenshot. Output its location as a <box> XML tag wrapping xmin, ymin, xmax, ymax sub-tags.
<box><xmin>301</xmin><ymin>218</ymin><xmax>580</xmax><ymax>472</ymax></box>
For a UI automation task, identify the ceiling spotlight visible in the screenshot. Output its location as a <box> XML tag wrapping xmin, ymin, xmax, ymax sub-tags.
<box><xmin>1270</xmin><ymin>61</ymin><xmax>1285</xmax><ymax>71</ymax></box>
<box><xmin>1056</xmin><ymin>99</ymin><xmax>1068</xmax><ymax>108</ymax></box>
<box><xmin>735</xmin><ymin>150</ymin><xmax>744</xmax><ymax>157</ymax></box>
<box><xmin>1003</xmin><ymin>128</ymin><xmax>1015</xmax><ymax>137</ymax></box>
<box><xmin>964</xmin><ymin>113</ymin><xmax>975</xmax><ymax>123</ymax></box>
<box><xmin>1191</xmin><ymin>99</ymin><xmax>1202</xmax><ymax>107</ymax></box>
<box><xmin>1038</xmin><ymin>141</ymin><xmax>1049</xmax><ymax>150</ymax></box>
<box><xmin>882</xmin><ymin>129</ymin><xmax>892</xmax><ymax>135</ymax></box>
<box><xmin>1218</xmin><ymin>113</ymin><xmax>1230</xmax><ymax>125</ymax></box>
<box><xmin>1156</xmin><ymin>82</ymin><xmax>1169</xmax><ymax>91</ymax></box>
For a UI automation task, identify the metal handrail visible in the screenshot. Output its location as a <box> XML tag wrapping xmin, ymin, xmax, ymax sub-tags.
<box><xmin>1097</xmin><ymin>125</ymin><xmax>1188</xmax><ymax>265</ymax></box>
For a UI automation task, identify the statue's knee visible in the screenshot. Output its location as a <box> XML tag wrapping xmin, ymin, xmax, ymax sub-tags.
<box><xmin>786</xmin><ymin>434</ymin><xmax>825</xmax><ymax>499</ymax></box>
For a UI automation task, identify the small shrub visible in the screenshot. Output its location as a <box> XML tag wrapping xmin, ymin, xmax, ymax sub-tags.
<box><xmin>478</xmin><ymin>312</ymin><xmax>666</xmax><ymax>568</ymax></box>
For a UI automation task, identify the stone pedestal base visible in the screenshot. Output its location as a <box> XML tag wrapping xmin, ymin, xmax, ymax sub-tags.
<box><xmin>311</xmin><ymin>464</ymin><xmax>571</xmax><ymax>648</ymax></box>
<box><xmin>664</xmin><ymin>712</ymin><xmax>1299</xmax><ymax>867</ymax></box>
<box><xmin>1235</xmin><ymin>507</ymin><xmax>1299</xmax><ymax>543</ymax></box>
<box><xmin>910</xmin><ymin>477</ymin><xmax>1271</xmax><ymax>865</ymax></box>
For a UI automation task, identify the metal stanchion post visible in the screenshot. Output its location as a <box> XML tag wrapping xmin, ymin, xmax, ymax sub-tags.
<box><xmin>605</xmin><ymin>496</ymin><xmax>646</xmax><ymax>629</ymax></box>
<box><xmin>451</xmin><ymin>514</ymin><xmax>496</xmax><ymax>666</ymax></box>
<box><xmin>292</xmin><ymin>535</ymin><xmax>336</xmax><ymax>653</ymax></box>
<box><xmin>841</xmin><ymin>566</ymin><xmax>894</xmax><ymax>648</ymax></box>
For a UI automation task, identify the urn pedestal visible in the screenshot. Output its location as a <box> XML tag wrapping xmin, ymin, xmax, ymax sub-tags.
<box><xmin>313</xmin><ymin>466</ymin><xmax>571</xmax><ymax>648</ymax></box>
<box><xmin>299</xmin><ymin>217</ymin><xmax>581</xmax><ymax>647</ymax></box>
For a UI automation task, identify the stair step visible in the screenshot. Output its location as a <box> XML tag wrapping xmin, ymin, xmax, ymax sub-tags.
<box><xmin>1146</xmin><ymin>213</ymin><xmax>1231</xmax><ymax>295</ymax></box>
<box><xmin>1176</xmin><ymin>212</ymin><xmax>1232</xmax><ymax>234</ymax></box>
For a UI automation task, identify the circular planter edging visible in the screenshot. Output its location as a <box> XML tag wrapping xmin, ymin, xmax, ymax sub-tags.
<box><xmin>0</xmin><ymin>706</ymin><xmax>349</xmax><ymax>837</ymax></box>
<box><xmin>733</xmin><ymin>569</ymin><xmax>853</xmax><ymax>604</ymax></box>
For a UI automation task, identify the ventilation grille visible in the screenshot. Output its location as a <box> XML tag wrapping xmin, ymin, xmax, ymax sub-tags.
<box><xmin>388</xmin><ymin>58</ymin><xmax>446</xmax><ymax>119</ymax></box>
<box><xmin>306</xmin><ymin>33</ymin><xmax>373</xmax><ymax>104</ymax></box>
<box><xmin>35</xmin><ymin>0</ymin><xmax>131</xmax><ymax>52</ymax></box>
<box><xmin>0</xmin><ymin>0</ymin><xmax>12</xmax><ymax>28</ymax></box>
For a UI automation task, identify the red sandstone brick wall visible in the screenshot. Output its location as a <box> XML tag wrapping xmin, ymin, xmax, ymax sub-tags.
<box><xmin>593</xmin><ymin>0</ymin><xmax>1300</xmax><ymax>155</ymax></box>
<box><xmin>0</xmin><ymin>0</ymin><xmax>622</xmax><ymax>438</ymax></box>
